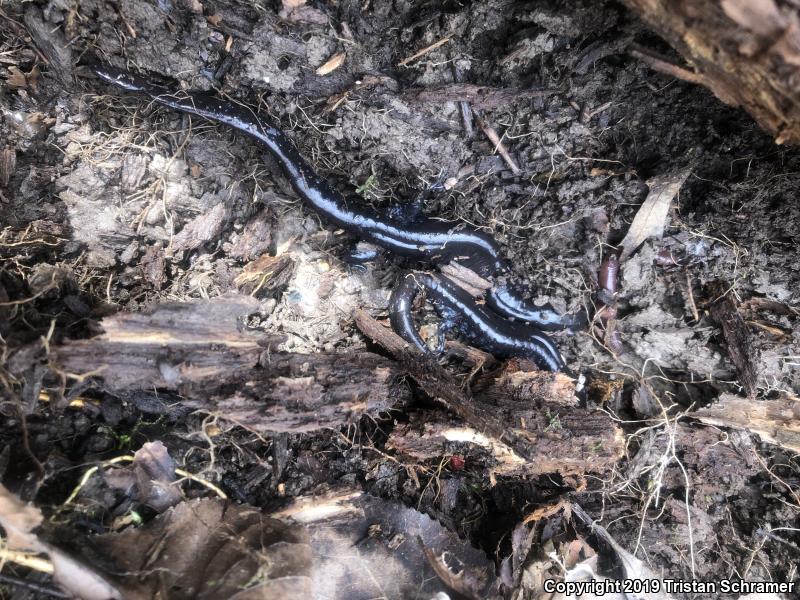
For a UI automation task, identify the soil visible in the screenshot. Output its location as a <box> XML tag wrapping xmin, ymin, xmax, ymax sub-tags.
<box><xmin>1</xmin><ymin>0</ymin><xmax>799</xmax><ymax>598</ymax></box>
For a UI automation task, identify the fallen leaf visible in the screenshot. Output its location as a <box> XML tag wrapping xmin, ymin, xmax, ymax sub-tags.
<box><xmin>6</xmin><ymin>65</ymin><xmax>27</xmax><ymax>88</ymax></box>
<box><xmin>95</xmin><ymin>498</ymin><xmax>312</xmax><ymax>599</ymax></box>
<box><xmin>278</xmin><ymin>489</ymin><xmax>499</xmax><ymax>599</ymax></box>
<box><xmin>569</xmin><ymin>504</ymin><xmax>676</xmax><ymax>600</ymax></box>
<box><xmin>619</xmin><ymin>167</ymin><xmax>691</xmax><ymax>261</ymax></box>
<box><xmin>206</xmin><ymin>14</ymin><xmax>222</xmax><ymax>26</ymax></box>
<box><xmin>316</xmin><ymin>52</ymin><xmax>346</xmax><ymax>75</ymax></box>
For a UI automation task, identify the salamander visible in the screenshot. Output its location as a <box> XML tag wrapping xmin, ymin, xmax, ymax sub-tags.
<box><xmin>92</xmin><ymin>64</ymin><xmax>581</xmax><ymax>333</ymax></box>
<box><xmin>389</xmin><ymin>272</ymin><xmax>565</xmax><ymax>371</ymax></box>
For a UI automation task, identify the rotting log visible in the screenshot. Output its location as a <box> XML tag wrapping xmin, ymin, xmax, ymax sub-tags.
<box><xmin>52</xmin><ymin>295</ymin><xmax>409</xmax><ymax>432</ymax></box>
<box><xmin>354</xmin><ymin>309</ymin><xmax>624</xmax><ymax>477</ymax></box>
<box><xmin>622</xmin><ymin>0</ymin><xmax>800</xmax><ymax>144</ymax></box>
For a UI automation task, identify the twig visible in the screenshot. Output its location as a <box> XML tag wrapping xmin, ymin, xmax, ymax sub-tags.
<box><xmin>473</xmin><ymin>109</ymin><xmax>521</xmax><ymax>174</ymax></box>
<box><xmin>628</xmin><ymin>45</ymin><xmax>705</xmax><ymax>86</ymax></box>
<box><xmin>685</xmin><ymin>271</ymin><xmax>699</xmax><ymax>322</ymax></box>
<box><xmin>398</xmin><ymin>35</ymin><xmax>452</xmax><ymax>67</ymax></box>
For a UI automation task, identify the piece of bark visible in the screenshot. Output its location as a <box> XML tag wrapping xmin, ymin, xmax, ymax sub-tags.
<box><xmin>181</xmin><ymin>351</ymin><xmax>409</xmax><ymax>433</ymax></box>
<box><xmin>54</xmin><ymin>294</ymin><xmax>273</xmax><ymax>390</ymax></box>
<box><xmin>23</xmin><ymin>6</ymin><xmax>73</xmax><ymax>85</ymax></box>
<box><xmin>694</xmin><ymin>392</ymin><xmax>800</xmax><ymax>453</ymax></box>
<box><xmin>170</xmin><ymin>202</ymin><xmax>228</xmax><ymax>253</ymax></box>
<box><xmin>53</xmin><ymin>297</ymin><xmax>408</xmax><ymax>432</ymax></box>
<box><xmin>622</xmin><ymin>0</ymin><xmax>800</xmax><ymax>144</ymax></box>
<box><xmin>705</xmin><ymin>281</ymin><xmax>759</xmax><ymax>398</ymax></box>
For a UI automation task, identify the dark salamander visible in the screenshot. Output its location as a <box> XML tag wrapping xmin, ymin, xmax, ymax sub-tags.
<box><xmin>92</xmin><ymin>65</ymin><xmax>581</xmax><ymax>331</ymax></box>
<box><xmin>93</xmin><ymin>64</ymin><xmax>581</xmax><ymax>369</ymax></box>
<box><xmin>389</xmin><ymin>273</ymin><xmax>565</xmax><ymax>371</ymax></box>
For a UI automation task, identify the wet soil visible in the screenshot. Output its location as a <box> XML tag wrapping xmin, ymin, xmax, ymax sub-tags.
<box><xmin>1</xmin><ymin>0</ymin><xmax>799</xmax><ymax>597</ymax></box>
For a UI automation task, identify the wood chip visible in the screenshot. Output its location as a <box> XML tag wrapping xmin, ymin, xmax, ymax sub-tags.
<box><xmin>315</xmin><ymin>52</ymin><xmax>345</xmax><ymax>76</ymax></box>
<box><xmin>706</xmin><ymin>280</ymin><xmax>759</xmax><ymax>399</ymax></box>
<box><xmin>619</xmin><ymin>167</ymin><xmax>691</xmax><ymax>261</ymax></box>
<box><xmin>694</xmin><ymin>393</ymin><xmax>800</xmax><ymax>453</ymax></box>
<box><xmin>0</xmin><ymin>147</ymin><xmax>15</xmax><ymax>187</ymax></box>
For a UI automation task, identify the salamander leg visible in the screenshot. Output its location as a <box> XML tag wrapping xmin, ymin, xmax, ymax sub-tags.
<box><xmin>432</xmin><ymin>305</ymin><xmax>461</xmax><ymax>354</ymax></box>
<box><xmin>343</xmin><ymin>241</ymin><xmax>382</xmax><ymax>273</ymax></box>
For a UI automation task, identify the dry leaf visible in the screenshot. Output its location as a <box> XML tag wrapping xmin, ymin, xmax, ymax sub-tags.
<box><xmin>316</xmin><ymin>52</ymin><xmax>346</xmax><ymax>75</ymax></box>
<box><xmin>6</xmin><ymin>65</ymin><xmax>28</xmax><ymax>88</ymax></box>
<box><xmin>206</xmin><ymin>14</ymin><xmax>222</xmax><ymax>26</ymax></box>
<box><xmin>94</xmin><ymin>498</ymin><xmax>312</xmax><ymax>599</ymax></box>
<box><xmin>618</xmin><ymin>167</ymin><xmax>691</xmax><ymax>261</ymax></box>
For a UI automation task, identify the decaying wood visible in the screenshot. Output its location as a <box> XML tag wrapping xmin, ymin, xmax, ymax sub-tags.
<box><xmin>706</xmin><ymin>281</ymin><xmax>759</xmax><ymax>398</ymax></box>
<box><xmin>52</xmin><ymin>295</ymin><xmax>409</xmax><ymax>432</ymax></box>
<box><xmin>622</xmin><ymin>0</ymin><xmax>800</xmax><ymax>144</ymax></box>
<box><xmin>179</xmin><ymin>351</ymin><xmax>407</xmax><ymax>433</ymax></box>
<box><xmin>54</xmin><ymin>294</ymin><xmax>276</xmax><ymax>390</ymax></box>
<box><xmin>694</xmin><ymin>392</ymin><xmax>800</xmax><ymax>453</ymax></box>
<box><xmin>354</xmin><ymin>309</ymin><xmax>624</xmax><ymax>477</ymax></box>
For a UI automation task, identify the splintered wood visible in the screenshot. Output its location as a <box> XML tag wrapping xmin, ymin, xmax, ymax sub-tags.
<box><xmin>706</xmin><ymin>281</ymin><xmax>759</xmax><ymax>399</ymax></box>
<box><xmin>53</xmin><ymin>295</ymin><xmax>408</xmax><ymax>432</ymax></box>
<box><xmin>354</xmin><ymin>309</ymin><xmax>623</xmax><ymax>480</ymax></box>
<box><xmin>695</xmin><ymin>393</ymin><xmax>800</xmax><ymax>453</ymax></box>
<box><xmin>389</xmin><ymin>368</ymin><xmax>624</xmax><ymax>481</ymax></box>
<box><xmin>622</xmin><ymin>0</ymin><xmax>800</xmax><ymax>144</ymax></box>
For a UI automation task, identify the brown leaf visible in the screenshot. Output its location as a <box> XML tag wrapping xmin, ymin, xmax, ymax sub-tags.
<box><xmin>619</xmin><ymin>167</ymin><xmax>691</xmax><ymax>261</ymax></box>
<box><xmin>206</xmin><ymin>14</ymin><xmax>222</xmax><ymax>26</ymax></box>
<box><xmin>316</xmin><ymin>52</ymin><xmax>346</xmax><ymax>75</ymax></box>
<box><xmin>6</xmin><ymin>65</ymin><xmax>27</xmax><ymax>88</ymax></box>
<box><xmin>94</xmin><ymin>498</ymin><xmax>312</xmax><ymax>599</ymax></box>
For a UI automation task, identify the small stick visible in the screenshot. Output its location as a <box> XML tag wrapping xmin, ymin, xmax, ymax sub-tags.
<box><xmin>473</xmin><ymin>109</ymin><xmax>521</xmax><ymax>174</ymax></box>
<box><xmin>685</xmin><ymin>271</ymin><xmax>700</xmax><ymax>323</ymax></box>
<box><xmin>398</xmin><ymin>35</ymin><xmax>452</xmax><ymax>67</ymax></box>
<box><xmin>629</xmin><ymin>45</ymin><xmax>705</xmax><ymax>86</ymax></box>
<box><xmin>450</xmin><ymin>61</ymin><xmax>474</xmax><ymax>137</ymax></box>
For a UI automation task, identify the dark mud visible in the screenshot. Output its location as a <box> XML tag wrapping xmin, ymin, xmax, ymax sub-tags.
<box><xmin>1</xmin><ymin>0</ymin><xmax>799</xmax><ymax>597</ymax></box>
